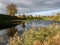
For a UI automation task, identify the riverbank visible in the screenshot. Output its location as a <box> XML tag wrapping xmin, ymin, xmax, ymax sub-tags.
<box><xmin>0</xmin><ymin>14</ymin><xmax>20</xmax><ymax>23</ymax></box>
<box><xmin>7</xmin><ymin>23</ymin><xmax>60</xmax><ymax>45</ymax></box>
<box><xmin>42</xmin><ymin>13</ymin><xmax>60</xmax><ymax>21</ymax></box>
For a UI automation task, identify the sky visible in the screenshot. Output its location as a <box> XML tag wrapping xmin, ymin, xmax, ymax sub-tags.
<box><xmin>0</xmin><ymin>0</ymin><xmax>60</xmax><ymax>16</ymax></box>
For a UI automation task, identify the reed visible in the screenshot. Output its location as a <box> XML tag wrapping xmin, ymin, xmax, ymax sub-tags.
<box><xmin>7</xmin><ymin>23</ymin><xmax>60</xmax><ymax>45</ymax></box>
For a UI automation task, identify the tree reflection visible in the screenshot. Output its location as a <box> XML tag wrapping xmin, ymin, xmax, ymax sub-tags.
<box><xmin>22</xmin><ymin>22</ymin><xmax>25</xmax><ymax>31</ymax></box>
<box><xmin>7</xmin><ymin>27</ymin><xmax>22</xmax><ymax>45</ymax></box>
<box><xmin>7</xmin><ymin>27</ymin><xmax>17</xmax><ymax>37</ymax></box>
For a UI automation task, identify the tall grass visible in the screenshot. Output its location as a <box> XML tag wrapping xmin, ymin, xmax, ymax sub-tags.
<box><xmin>7</xmin><ymin>23</ymin><xmax>60</xmax><ymax>45</ymax></box>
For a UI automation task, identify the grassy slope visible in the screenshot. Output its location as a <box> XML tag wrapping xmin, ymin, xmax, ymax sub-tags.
<box><xmin>0</xmin><ymin>14</ymin><xmax>19</xmax><ymax>23</ymax></box>
<box><xmin>0</xmin><ymin>14</ymin><xmax>20</xmax><ymax>29</ymax></box>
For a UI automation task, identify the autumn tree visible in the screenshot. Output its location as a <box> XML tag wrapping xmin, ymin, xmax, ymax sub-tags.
<box><xmin>6</xmin><ymin>3</ymin><xmax>17</xmax><ymax>16</ymax></box>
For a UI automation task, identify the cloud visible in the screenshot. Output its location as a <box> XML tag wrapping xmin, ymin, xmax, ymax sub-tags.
<box><xmin>0</xmin><ymin>0</ymin><xmax>60</xmax><ymax>15</ymax></box>
<box><xmin>0</xmin><ymin>2</ymin><xmax>6</xmax><ymax>14</ymax></box>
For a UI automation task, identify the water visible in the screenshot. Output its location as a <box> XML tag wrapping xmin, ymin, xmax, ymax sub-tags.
<box><xmin>0</xmin><ymin>20</ymin><xmax>60</xmax><ymax>45</ymax></box>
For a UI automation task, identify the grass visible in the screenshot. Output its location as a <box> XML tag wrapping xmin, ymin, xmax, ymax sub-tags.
<box><xmin>0</xmin><ymin>14</ymin><xmax>21</xmax><ymax>29</ymax></box>
<box><xmin>6</xmin><ymin>23</ymin><xmax>60</xmax><ymax>45</ymax></box>
<box><xmin>0</xmin><ymin>14</ymin><xmax>19</xmax><ymax>23</ymax></box>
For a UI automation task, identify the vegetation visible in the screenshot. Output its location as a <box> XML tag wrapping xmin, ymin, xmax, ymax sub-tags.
<box><xmin>18</xmin><ymin>14</ymin><xmax>44</xmax><ymax>20</ymax></box>
<box><xmin>43</xmin><ymin>13</ymin><xmax>60</xmax><ymax>21</ymax></box>
<box><xmin>7</xmin><ymin>23</ymin><xmax>60</xmax><ymax>45</ymax></box>
<box><xmin>0</xmin><ymin>14</ymin><xmax>20</xmax><ymax>23</ymax></box>
<box><xmin>17</xmin><ymin>13</ymin><xmax>60</xmax><ymax>21</ymax></box>
<box><xmin>6</xmin><ymin>3</ymin><xmax>17</xmax><ymax>16</ymax></box>
<box><xmin>1</xmin><ymin>13</ymin><xmax>60</xmax><ymax>23</ymax></box>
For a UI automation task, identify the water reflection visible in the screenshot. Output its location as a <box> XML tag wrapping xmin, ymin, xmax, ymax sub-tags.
<box><xmin>7</xmin><ymin>22</ymin><xmax>26</xmax><ymax>37</ymax></box>
<box><xmin>7</xmin><ymin>27</ymin><xmax>22</xmax><ymax>45</ymax></box>
<box><xmin>7</xmin><ymin>27</ymin><xmax>17</xmax><ymax>37</ymax></box>
<box><xmin>22</xmin><ymin>22</ymin><xmax>25</xmax><ymax>31</ymax></box>
<box><xmin>0</xmin><ymin>27</ymin><xmax>18</xmax><ymax>45</ymax></box>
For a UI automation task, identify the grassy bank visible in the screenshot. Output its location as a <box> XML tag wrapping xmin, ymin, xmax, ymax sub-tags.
<box><xmin>0</xmin><ymin>14</ymin><xmax>20</xmax><ymax>23</ymax></box>
<box><xmin>7</xmin><ymin>23</ymin><xmax>60</xmax><ymax>45</ymax></box>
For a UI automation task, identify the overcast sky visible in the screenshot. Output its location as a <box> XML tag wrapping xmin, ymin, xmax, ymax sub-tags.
<box><xmin>0</xmin><ymin>0</ymin><xmax>60</xmax><ymax>16</ymax></box>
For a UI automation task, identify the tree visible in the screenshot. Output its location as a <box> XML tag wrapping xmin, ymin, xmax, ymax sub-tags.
<box><xmin>6</xmin><ymin>3</ymin><xmax>17</xmax><ymax>16</ymax></box>
<box><xmin>22</xmin><ymin>14</ymin><xmax>26</xmax><ymax>19</ymax></box>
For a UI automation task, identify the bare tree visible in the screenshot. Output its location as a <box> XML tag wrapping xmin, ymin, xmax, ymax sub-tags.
<box><xmin>6</xmin><ymin>3</ymin><xmax>17</xmax><ymax>16</ymax></box>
